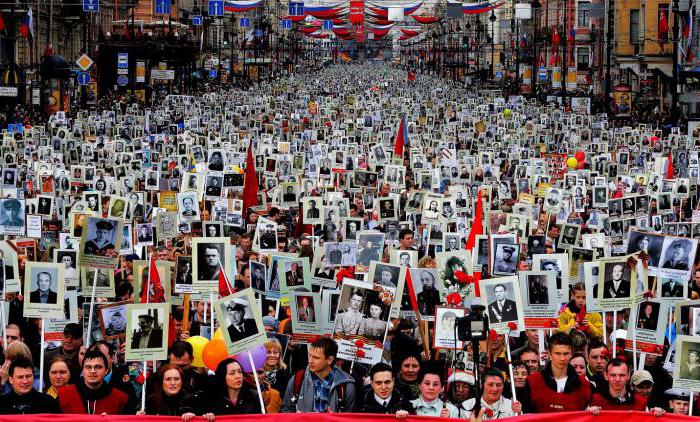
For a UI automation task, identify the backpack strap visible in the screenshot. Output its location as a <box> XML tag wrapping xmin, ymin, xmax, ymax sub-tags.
<box><xmin>335</xmin><ymin>382</ymin><xmax>347</xmax><ymax>412</ymax></box>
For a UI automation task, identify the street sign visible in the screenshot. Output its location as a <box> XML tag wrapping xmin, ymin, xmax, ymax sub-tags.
<box><xmin>76</xmin><ymin>53</ymin><xmax>94</xmax><ymax>71</ymax></box>
<box><xmin>117</xmin><ymin>75</ymin><xmax>129</xmax><ymax>86</ymax></box>
<box><xmin>288</xmin><ymin>2</ymin><xmax>304</xmax><ymax>15</ymax></box>
<box><xmin>192</xmin><ymin>15</ymin><xmax>203</xmax><ymax>25</ymax></box>
<box><xmin>208</xmin><ymin>0</ymin><xmax>224</xmax><ymax>16</ymax></box>
<box><xmin>154</xmin><ymin>0</ymin><xmax>171</xmax><ymax>15</ymax></box>
<box><xmin>82</xmin><ymin>0</ymin><xmax>99</xmax><ymax>12</ymax></box>
<box><xmin>322</xmin><ymin>20</ymin><xmax>333</xmax><ymax>29</ymax></box>
<box><xmin>151</xmin><ymin>69</ymin><xmax>175</xmax><ymax>80</ymax></box>
<box><xmin>76</xmin><ymin>71</ymin><xmax>91</xmax><ymax>86</ymax></box>
<box><xmin>117</xmin><ymin>53</ymin><xmax>129</xmax><ymax>70</ymax></box>
<box><xmin>240</xmin><ymin>17</ymin><xmax>250</xmax><ymax>27</ymax></box>
<box><xmin>495</xmin><ymin>71</ymin><xmax>503</xmax><ymax>79</ymax></box>
<box><xmin>209</xmin><ymin>69</ymin><xmax>218</xmax><ymax>78</ymax></box>
<box><xmin>281</xmin><ymin>19</ymin><xmax>292</xmax><ymax>29</ymax></box>
<box><xmin>254</xmin><ymin>29</ymin><xmax>263</xmax><ymax>37</ymax></box>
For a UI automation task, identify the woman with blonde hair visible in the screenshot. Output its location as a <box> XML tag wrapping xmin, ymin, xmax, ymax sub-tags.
<box><xmin>0</xmin><ymin>341</ymin><xmax>41</xmax><ymax>393</ymax></box>
<box><xmin>262</xmin><ymin>338</ymin><xmax>290</xmax><ymax>396</ymax></box>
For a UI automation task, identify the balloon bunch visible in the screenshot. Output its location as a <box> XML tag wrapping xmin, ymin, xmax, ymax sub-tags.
<box><xmin>185</xmin><ymin>329</ymin><xmax>268</xmax><ymax>371</ymax></box>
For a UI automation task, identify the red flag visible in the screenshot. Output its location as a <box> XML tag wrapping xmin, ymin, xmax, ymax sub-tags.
<box><xmin>465</xmin><ymin>190</ymin><xmax>484</xmax><ymax>297</ymax></box>
<box><xmin>551</xmin><ymin>26</ymin><xmax>560</xmax><ymax>46</ymax></box>
<box><xmin>218</xmin><ymin>263</ymin><xmax>234</xmax><ymax>298</ymax></box>
<box><xmin>0</xmin><ymin>12</ymin><xmax>6</xmax><ymax>32</ymax></box>
<box><xmin>141</xmin><ymin>258</ymin><xmax>166</xmax><ymax>304</ymax></box>
<box><xmin>667</xmin><ymin>151</ymin><xmax>674</xmax><ymax>179</ymax></box>
<box><xmin>465</xmin><ymin>189</ymin><xmax>483</xmax><ymax>251</ymax></box>
<box><xmin>294</xmin><ymin>203</ymin><xmax>313</xmax><ymax>238</ymax></box>
<box><xmin>393</xmin><ymin>114</ymin><xmax>408</xmax><ymax>158</ymax></box>
<box><xmin>659</xmin><ymin>9</ymin><xmax>669</xmax><ymax>47</ymax></box>
<box><xmin>242</xmin><ymin>139</ymin><xmax>259</xmax><ymax>219</ymax></box>
<box><xmin>404</xmin><ymin>269</ymin><xmax>419</xmax><ymax>311</ymax></box>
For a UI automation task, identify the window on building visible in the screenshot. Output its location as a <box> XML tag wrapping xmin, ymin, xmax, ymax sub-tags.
<box><xmin>630</xmin><ymin>9</ymin><xmax>640</xmax><ymax>43</ymax></box>
<box><xmin>577</xmin><ymin>47</ymin><xmax>590</xmax><ymax>71</ymax></box>
<box><xmin>577</xmin><ymin>1</ymin><xmax>591</xmax><ymax>27</ymax></box>
<box><xmin>658</xmin><ymin>4</ymin><xmax>670</xmax><ymax>43</ymax></box>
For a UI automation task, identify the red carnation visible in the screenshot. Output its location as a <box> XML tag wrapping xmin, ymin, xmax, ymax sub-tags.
<box><xmin>643</xmin><ymin>291</ymin><xmax>654</xmax><ymax>299</ymax></box>
<box><xmin>446</xmin><ymin>292</ymin><xmax>462</xmax><ymax>307</ymax></box>
<box><xmin>355</xmin><ymin>339</ymin><xmax>365</xmax><ymax>348</ymax></box>
<box><xmin>507</xmin><ymin>322</ymin><xmax>518</xmax><ymax>331</ymax></box>
<box><xmin>356</xmin><ymin>349</ymin><xmax>366</xmax><ymax>358</ymax></box>
<box><xmin>454</xmin><ymin>270</ymin><xmax>475</xmax><ymax>284</ymax></box>
<box><xmin>488</xmin><ymin>329</ymin><xmax>498</xmax><ymax>341</ymax></box>
<box><xmin>483</xmin><ymin>408</ymin><xmax>494</xmax><ymax>417</ymax></box>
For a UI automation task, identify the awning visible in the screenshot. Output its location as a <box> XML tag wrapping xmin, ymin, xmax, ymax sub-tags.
<box><xmin>647</xmin><ymin>63</ymin><xmax>673</xmax><ymax>78</ymax></box>
<box><xmin>618</xmin><ymin>62</ymin><xmax>640</xmax><ymax>76</ymax></box>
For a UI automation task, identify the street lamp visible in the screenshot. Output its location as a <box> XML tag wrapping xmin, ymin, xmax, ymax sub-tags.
<box><xmin>489</xmin><ymin>10</ymin><xmax>497</xmax><ymax>79</ymax></box>
<box><xmin>531</xmin><ymin>0</ymin><xmax>540</xmax><ymax>96</ymax></box>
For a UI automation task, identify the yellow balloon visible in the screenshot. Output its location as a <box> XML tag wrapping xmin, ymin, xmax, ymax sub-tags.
<box><xmin>213</xmin><ymin>327</ymin><xmax>225</xmax><ymax>341</ymax></box>
<box><xmin>566</xmin><ymin>157</ymin><xmax>578</xmax><ymax>169</ymax></box>
<box><xmin>186</xmin><ymin>335</ymin><xmax>209</xmax><ymax>368</ymax></box>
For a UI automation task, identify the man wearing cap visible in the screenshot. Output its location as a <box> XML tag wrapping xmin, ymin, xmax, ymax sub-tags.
<box><xmin>44</xmin><ymin>323</ymin><xmax>83</xmax><ymax>383</ymax></box>
<box><xmin>680</xmin><ymin>348</ymin><xmax>700</xmax><ymax>380</ymax></box>
<box><xmin>665</xmin><ymin>388</ymin><xmax>691</xmax><ymax>415</ymax></box>
<box><xmin>226</xmin><ymin>300</ymin><xmax>257</xmax><ymax>342</ymax></box>
<box><xmin>131</xmin><ymin>314</ymin><xmax>163</xmax><ymax>349</ymax></box>
<box><xmin>0</xmin><ymin>199</ymin><xmax>23</xmax><ymax>226</ymax></box>
<box><xmin>494</xmin><ymin>245</ymin><xmax>517</xmax><ymax>274</ymax></box>
<box><xmin>662</xmin><ymin>240</ymin><xmax>690</xmax><ymax>270</ymax></box>
<box><xmin>29</xmin><ymin>271</ymin><xmax>58</xmax><ymax>304</ymax></box>
<box><xmin>84</xmin><ymin>220</ymin><xmax>115</xmax><ymax>256</ymax></box>
<box><xmin>631</xmin><ymin>370</ymin><xmax>654</xmax><ymax>400</ymax></box>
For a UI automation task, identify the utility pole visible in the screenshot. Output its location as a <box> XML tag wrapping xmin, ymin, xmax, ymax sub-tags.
<box><xmin>605</xmin><ymin>0</ymin><xmax>614</xmax><ymax>114</ymax></box>
<box><xmin>561</xmin><ymin>0</ymin><xmax>568</xmax><ymax>105</ymax></box>
<box><xmin>515</xmin><ymin>17</ymin><xmax>520</xmax><ymax>94</ymax></box>
<box><xmin>671</xmin><ymin>0</ymin><xmax>680</xmax><ymax>121</ymax></box>
<box><xmin>531</xmin><ymin>0</ymin><xmax>540</xmax><ymax>96</ymax></box>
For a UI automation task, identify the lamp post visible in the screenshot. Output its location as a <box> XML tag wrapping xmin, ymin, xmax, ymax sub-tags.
<box><xmin>671</xmin><ymin>0</ymin><xmax>680</xmax><ymax>121</ymax></box>
<box><xmin>490</xmin><ymin>10</ymin><xmax>497</xmax><ymax>78</ymax></box>
<box><xmin>531</xmin><ymin>0</ymin><xmax>540</xmax><ymax>97</ymax></box>
<box><xmin>605</xmin><ymin>0</ymin><xmax>614</xmax><ymax>114</ymax></box>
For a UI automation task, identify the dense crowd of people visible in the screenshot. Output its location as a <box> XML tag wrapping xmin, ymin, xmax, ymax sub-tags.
<box><xmin>0</xmin><ymin>62</ymin><xmax>695</xmax><ymax>421</ymax></box>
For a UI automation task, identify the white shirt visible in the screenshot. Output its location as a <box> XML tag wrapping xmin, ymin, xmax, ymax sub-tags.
<box><xmin>462</xmin><ymin>396</ymin><xmax>516</xmax><ymax>420</ymax></box>
<box><xmin>555</xmin><ymin>377</ymin><xmax>567</xmax><ymax>393</ymax></box>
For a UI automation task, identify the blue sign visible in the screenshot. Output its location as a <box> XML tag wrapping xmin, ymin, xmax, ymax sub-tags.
<box><xmin>76</xmin><ymin>71</ymin><xmax>91</xmax><ymax>86</ymax></box>
<box><xmin>254</xmin><ymin>29</ymin><xmax>263</xmax><ymax>37</ymax></box>
<box><xmin>192</xmin><ymin>15</ymin><xmax>203</xmax><ymax>25</ymax></box>
<box><xmin>281</xmin><ymin>19</ymin><xmax>292</xmax><ymax>29</ymax></box>
<box><xmin>288</xmin><ymin>2</ymin><xmax>304</xmax><ymax>15</ymax></box>
<box><xmin>495</xmin><ymin>71</ymin><xmax>503</xmax><ymax>79</ymax></box>
<box><xmin>322</xmin><ymin>20</ymin><xmax>333</xmax><ymax>29</ymax></box>
<box><xmin>209</xmin><ymin>69</ymin><xmax>218</xmax><ymax>78</ymax></box>
<box><xmin>15</xmin><ymin>124</ymin><xmax>22</xmax><ymax>134</ymax></box>
<box><xmin>240</xmin><ymin>17</ymin><xmax>250</xmax><ymax>27</ymax></box>
<box><xmin>7</xmin><ymin>124</ymin><xmax>15</xmax><ymax>133</ymax></box>
<box><xmin>82</xmin><ymin>0</ymin><xmax>99</xmax><ymax>12</ymax></box>
<box><xmin>538</xmin><ymin>66</ymin><xmax>548</xmax><ymax>81</ymax></box>
<box><xmin>208</xmin><ymin>0</ymin><xmax>224</xmax><ymax>16</ymax></box>
<box><xmin>117</xmin><ymin>75</ymin><xmax>129</xmax><ymax>87</ymax></box>
<box><xmin>154</xmin><ymin>0</ymin><xmax>171</xmax><ymax>15</ymax></box>
<box><xmin>117</xmin><ymin>52</ymin><xmax>129</xmax><ymax>69</ymax></box>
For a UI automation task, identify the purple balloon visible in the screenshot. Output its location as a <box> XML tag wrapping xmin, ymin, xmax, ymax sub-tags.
<box><xmin>234</xmin><ymin>343</ymin><xmax>267</xmax><ymax>372</ymax></box>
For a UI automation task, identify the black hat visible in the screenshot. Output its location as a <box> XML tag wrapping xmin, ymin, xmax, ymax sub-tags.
<box><xmin>63</xmin><ymin>323</ymin><xmax>83</xmax><ymax>338</ymax></box>
<box><xmin>4</xmin><ymin>199</ymin><xmax>19</xmax><ymax>211</ymax></box>
<box><xmin>138</xmin><ymin>314</ymin><xmax>155</xmax><ymax>322</ymax></box>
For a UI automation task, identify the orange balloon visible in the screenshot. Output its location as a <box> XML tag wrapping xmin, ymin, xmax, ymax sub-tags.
<box><xmin>202</xmin><ymin>339</ymin><xmax>229</xmax><ymax>371</ymax></box>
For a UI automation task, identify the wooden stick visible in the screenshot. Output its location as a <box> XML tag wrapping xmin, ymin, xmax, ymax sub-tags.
<box><xmin>182</xmin><ymin>293</ymin><xmax>191</xmax><ymax>336</ymax></box>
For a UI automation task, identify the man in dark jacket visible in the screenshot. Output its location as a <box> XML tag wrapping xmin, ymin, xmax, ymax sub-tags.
<box><xmin>356</xmin><ymin>363</ymin><xmax>415</xmax><ymax>414</ymax></box>
<box><xmin>0</xmin><ymin>359</ymin><xmax>62</xmax><ymax>414</ymax></box>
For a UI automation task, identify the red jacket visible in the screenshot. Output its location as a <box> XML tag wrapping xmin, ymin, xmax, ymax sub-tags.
<box><xmin>590</xmin><ymin>391</ymin><xmax>648</xmax><ymax>411</ymax></box>
<box><xmin>57</xmin><ymin>381</ymin><xmax>131</xmax><ymax>415</ymax></box>
<box><xmin>524</xmin><ymin>364</ymin><xmax>592</xmax><ymax>413</ymax></box>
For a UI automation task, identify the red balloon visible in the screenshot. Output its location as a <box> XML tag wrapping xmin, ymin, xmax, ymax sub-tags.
<box><xmin>575</xmin><ymin>150</ymin><xmax>585</xmax><ymax>162</ymax></box>
<box><xmin>202</xmin><ymin>339</ymin><xmax>229</xmax><ymax>371</ymax></box>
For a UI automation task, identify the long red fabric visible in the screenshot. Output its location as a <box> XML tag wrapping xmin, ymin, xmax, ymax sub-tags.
<box><xmin>0</xmin><ymin>411</ymin><xmax>695</xmax><ymax>422</ymax></box>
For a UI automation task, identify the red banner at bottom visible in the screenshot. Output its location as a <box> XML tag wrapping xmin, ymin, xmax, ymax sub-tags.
<box><xmin>0</xmin><ymin>411</ymin><xmax>695</xmax><ymax>422</ymax></box>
